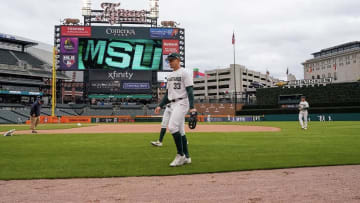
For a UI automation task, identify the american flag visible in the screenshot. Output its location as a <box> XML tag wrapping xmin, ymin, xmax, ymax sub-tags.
<box><xmin>232</xmin><ymin>32</ymin><xmax>235</xmax><ymax>45</ymax></box>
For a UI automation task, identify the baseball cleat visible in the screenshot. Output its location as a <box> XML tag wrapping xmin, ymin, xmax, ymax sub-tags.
<box><xmin>32</xmin><ymin>130</ymin><xmax>38</xmax><ymax>134</ymax></box>
<box><xmin>304</xmin><ymin>127</ymin><xmax>308</xmax><ymax>130</ymax></box>
<box><xmin>151</xmin><ymin>140</ymin><xmax>163</xmax><ymax>147</ymax></box>
<box><xmin>184</xmin><ymin>157</ymin><xmax>192</xmax><ymax>164</ymax></box>
<box><xmin>170</xmin><ymin>154</ymin><xmax>186</xmax><ymax>167</ymax></box>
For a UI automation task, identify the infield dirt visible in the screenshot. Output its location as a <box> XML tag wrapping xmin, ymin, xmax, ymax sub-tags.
<box><xmin>0</xmin><ymin>165</ymin><xmax>359</xmax><ymax>202</ymax></box>
<box><xmin>1</xmin><ymin>124</ymin><xmax>281</xmax><ymax>135</ymax></box>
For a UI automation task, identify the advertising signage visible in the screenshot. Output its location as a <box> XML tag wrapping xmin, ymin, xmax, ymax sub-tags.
<box><xmin>60</xmin><ymin>26</ymin><xmax>91</xmax><ymax>37</ymax></box>
<box><xmin>88</xmin><ymin>70</ymin><xmax>152</xmax><ymax>94</ymax></box>
<box><xmin>57</xmin><ymin>26</ymin><xmax>185</xmax><ymax>71</ymax></box>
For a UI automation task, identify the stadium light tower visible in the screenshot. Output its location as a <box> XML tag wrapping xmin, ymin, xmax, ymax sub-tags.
<box><xmin>82</xmin><ymin>0</ymin><xmax>92</xmax><ymax>26</ymax></box>
<box><xmin>82</xmin><ymin>0</ymin><xmax>92</xmax><ymax>16</ymax></box>
<box><xmin>149</xmin><ymin>0</ymin><xmax>159</xmax><ymax>19</ymax></box>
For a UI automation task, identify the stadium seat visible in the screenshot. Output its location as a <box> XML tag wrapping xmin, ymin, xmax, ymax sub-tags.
<box><xmin>0</xmin><ymin>49</ymin><xmax>18</xmax><ymax>65</ymax></box>
<box><xmin>11</xmin><ymin>50</ymin><xmax>45</xmax><ymax>67</ymax></box>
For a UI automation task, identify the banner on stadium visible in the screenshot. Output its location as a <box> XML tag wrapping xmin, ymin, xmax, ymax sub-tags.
<box><xmin>150</xmin><ymin>28</ymin><xmax>181</xmax><ymax>39</ymax></box>
<box><xmin>88</xmin><ymin>70</ymin><xmax>152</xmax><ymax>94</ymax></box>
<box><xmin>60</xmin><ymin>26</ymin><xmax>91</xmax><ymax>37</ymax></box>
<box><xmin>90</xmin><ymin>26</ymin><xmax>150</xmax><ymax>39</ymax></box>
<box><xmin>60</xmin><ymin>38</ymin><xmax>78</xmax><ymax>54</ymax></box>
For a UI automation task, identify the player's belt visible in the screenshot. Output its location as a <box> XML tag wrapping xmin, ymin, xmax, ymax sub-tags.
<box><xmin>170</xmin><ymin>98</ymin><xmax>184</xmax><ymax>103</ymax></box>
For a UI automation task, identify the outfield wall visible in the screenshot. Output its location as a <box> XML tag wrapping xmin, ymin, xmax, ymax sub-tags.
<box><xmin>262</xmin><ymin>113</ymin><xmax>360</xmax><ymax>121</ymax></box>
<box><xmin>256</xmin><ymin>82</ymin><xmax>360</xmax><ymax>106</ymax></box>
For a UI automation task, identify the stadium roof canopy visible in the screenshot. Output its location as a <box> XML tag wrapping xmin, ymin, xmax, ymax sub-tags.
<box><xmin>0</xmin><ymin>38</ymin><xmax>38</xmax><ymax>47</ymax></box>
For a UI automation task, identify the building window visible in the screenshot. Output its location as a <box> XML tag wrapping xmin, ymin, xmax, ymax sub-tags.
<box><xmin>322</xmin><ymin>74</ymin><xmax>325</xmax><ymax>78</ymax></box>
<box><xmin>312</xmin><ymin>76</ymin><xmax>315</xmax><ymax>79</ymax></box>
<box><xmin>328</xmin><ymin>73</ymin><xmax>332</xmax><ymax>78</ymax></box>
<box><xmin>219</xmin><ymin>85</ymin><xmax>229</xmax><ymax>89</ymax></box>
<box><xmin>317</xmin><ymin>75</ymin><xmax>320</xmax><ymax>79</ymax></box>
<box><xmin>334</xmin><ymin>72</ymin><xmax>337</xmax><ymax>80</ymax></box>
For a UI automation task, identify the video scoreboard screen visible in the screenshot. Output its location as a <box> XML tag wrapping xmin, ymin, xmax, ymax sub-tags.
<box><xmin>55</xmin><ymin>26</ymin><xmax>185</xmax><ymax>72</ymax></box>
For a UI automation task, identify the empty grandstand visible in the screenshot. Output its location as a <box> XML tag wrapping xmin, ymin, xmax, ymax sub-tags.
<box><xmin>0</xmin><ymin>34</ymin><xmax>69</xmax><ymax>106</ymax></box>
<box><xmin>0</xmin><ymin>101</ymin><xmax>161</xmax><ymax>124</ymax></box>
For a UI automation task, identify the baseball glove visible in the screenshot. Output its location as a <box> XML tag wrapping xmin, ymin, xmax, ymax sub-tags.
<box><xmin>188</xmin><ymin>111</ymin><xmax>198</xmax><ymax>130</ymax></box>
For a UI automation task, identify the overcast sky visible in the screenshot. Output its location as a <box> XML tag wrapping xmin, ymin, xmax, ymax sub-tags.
<box><xmin>1</xmin><ymin>0</ymin><xmax>360</xmax><ymax>80</ymax></box>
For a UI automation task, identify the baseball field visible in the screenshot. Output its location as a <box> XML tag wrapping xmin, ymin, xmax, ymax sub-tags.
<box><xmin>0</xmin><ymin>121</ymin><xmax>359</xmax><ymax>180</ymax></box>
<box><xmin>0</xmin><ymin>121</ymin><xmax>360</xmax><ymax>202</ymax></box>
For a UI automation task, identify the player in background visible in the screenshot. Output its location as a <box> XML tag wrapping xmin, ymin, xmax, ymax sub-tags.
<box><xmin>30</xmin><ymin>99</ymin><xmax>43</xmax><ymax>133</ymax></box>
<box><xmin>299</xmin><ymin>96</ymin><xmax>309</xmax><ymax>130</ymax></box>
<box><xmin>328</xmin><ymin>115</ymin><xmax>332</xmax><ymax>121</ymax></box>
<box><xmin>154</xmin><ymin>52</ymin><xmax>196</xmax><ymax>167</ymax></box>
<box><xmin>151</xmin><ymin>104</ymin><xmax>186</xmax><ymax>147</ymax></box>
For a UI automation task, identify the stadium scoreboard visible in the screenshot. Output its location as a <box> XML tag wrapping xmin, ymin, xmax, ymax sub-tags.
<box><xmin>55</xmin><ymin>26</ymin><xmax>185</xmax><ymax>72</ymax></box>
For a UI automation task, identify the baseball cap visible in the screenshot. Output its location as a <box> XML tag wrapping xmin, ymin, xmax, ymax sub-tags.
<box><xmin>166</xmin><ymin>53</ymin><xmax>181</xmax><ymax>61</ymax></box>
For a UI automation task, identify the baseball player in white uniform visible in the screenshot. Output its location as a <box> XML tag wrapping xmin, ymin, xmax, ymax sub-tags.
<box><xmin>299</xmin><ymin>96</ymin><xmax>310</xmax><ymax>130</ymax></box>
<box><xmin>155</xmin><ymin>52</ymin><xmax>196</xmax><ymax>167</ymax></box>
<box><xmin>151</xmin><ymin>104</ymin><xmax>186</xmax><ymax>147</ymax></box>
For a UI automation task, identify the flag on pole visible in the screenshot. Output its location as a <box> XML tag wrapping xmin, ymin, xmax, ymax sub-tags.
<box><xmin>232</xmin><ymin>32</ymin><xmax>235</xmax><ymax>45</ymax></box>
<box><xmin>286</xmin><ymin>67</ymin><xmax>289</xmax><ymax>75</ymax></box>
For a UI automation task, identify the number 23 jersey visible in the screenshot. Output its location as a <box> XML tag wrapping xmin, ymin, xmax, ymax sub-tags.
<box><xmin>166</xmin><ymin>68</ymin><xmax>193</xmax><ymax>101</ymax></box>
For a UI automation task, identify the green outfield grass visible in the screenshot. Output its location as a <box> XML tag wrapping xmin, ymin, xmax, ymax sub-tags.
<box><xmin>0</xmin><ymin>121</ymin><xmax>359</xmax><ymax>180</ymax></box>
<box><xmin>0</xmin><ymin>124</ymin><xmax>95</xmax><ymax>132</ymax></box>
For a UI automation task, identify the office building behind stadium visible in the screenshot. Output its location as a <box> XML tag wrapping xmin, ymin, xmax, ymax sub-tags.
<box><xmin>303</xmin><ymin>41</ymin><xmax>360</xmax><ymax>83</ymax></box>
<box><xmin>193</xmin><ymin>65</ymin><xmax>280</xmax><ymax>102</ymax></box>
